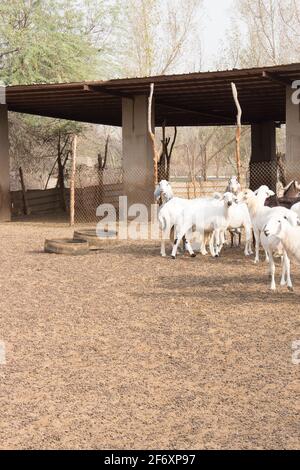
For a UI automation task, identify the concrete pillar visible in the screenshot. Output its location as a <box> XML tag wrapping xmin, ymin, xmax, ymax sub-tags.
<box><xmin>250</xmin><ymin>121</ymin><xmax>277</xmax><ymax>191</ymax></box>
<box><xmin>0</xmin><ymin>105</ymin><xmax>11</xmax><ymax>221</ymax></box>
<box><xmin>286</xmin><ymin>86</ymin><xmax>300</xmax><ymax>181</ymax></box>
<box><xmin>122</xmin><ymin>95</ymin><xmax>155</xmax><ymax>218</ymax></box>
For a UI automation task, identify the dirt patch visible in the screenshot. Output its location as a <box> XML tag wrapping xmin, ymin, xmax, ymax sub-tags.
<box><xmin>0</xmin><ymin>221</ymin><xmax>299</xmax><ymax>449</ymax></box>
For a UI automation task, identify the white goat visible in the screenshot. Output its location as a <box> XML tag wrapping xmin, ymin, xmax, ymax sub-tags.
<box><xmin>240</xmin><ymin>185</ymin><xmax>292</xmax><ymax>263</ymax></box>
<box><xmin>225</xmin><ymin>176</ymin><xmax>252</xmax><ymax>251</ymax></box>
<box><xmin>226</xmin><ymin>203</ymin><xmax>253</xmax><ymax>256</ymax></box>
<box><xmin>154</xmin><ymin>180</ymin><xmax>174</xmax><ymax>205</ymax></box>
<box><xmin>226</xmin><ymin>176</ymin><xmax>241</xmax><ymax>195</ymax></box>
<box><xmin>264</xmin><ymin>216</ymin><xmax>300</xmax><ymax>264</ymax></box>
<box><xmin>155</xmin><ymin>180</ymin><xmax>194</xmax><ymax>257</ymax></box>
<box><xmin>291</xmin><ymin>201</ymin><xmax>300</xmax><ymax>218</ymax></box>
<box><xmin>260</xmin><ymin>210</ymin><xmax>300</xmax><ymax>291</ymax></box>
<box><xmin>155</xmin><ymin>180</ymin><xmax>219</xmax><ymax>257</ymax></box>
<box><xmin>171</xmin><ymin>192</ymin><xmax>238</xmax><ymax>259</ymax></box>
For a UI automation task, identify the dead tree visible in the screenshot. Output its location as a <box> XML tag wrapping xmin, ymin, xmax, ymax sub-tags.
<box><xmin>19</xmin><ymin>166</ymin><xmax>30</xmax><ymax>215</ymax></box>
<box><xmin>277</xmin><ymin>152</ymin><xmax>287</xmax><ymax>187</ymax></box>
<box><xmin>97</xmin><ymin>135</ymin><xmax>110</xmax><ymax>204</ymax></box>
<box><xmin>231</xmin><ymin>82</ymin><xmax>242</xmax><ymax>182</ymax></box>
<box><xmin>158</xmin><ymin>122</ymin><xmax>177</xmax><ymax>181</ymax></box>
<box><xmin>148</xmin><ymin>83</ymin><xmax>160</xmax><ymax>190</ymax></box>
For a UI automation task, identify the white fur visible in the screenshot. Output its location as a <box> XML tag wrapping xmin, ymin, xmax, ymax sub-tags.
<box><xmin>171</xmin><ymin>192</ymin><xmax>238</xmax><ymax>259</ymax></box>
<box><xmin>264</xmin><ymin>217</ymin><xmax>300</xmax><ymax>264</ymax></box>
<box><xmin>240</xmin><ymin>185</ymin><xmax>296</xmax><ymax>263</ymax></box>
<box><xmin>291</xmin><ymin>201</ymin><xmax>300</xmax><ymax>218</ymax></box>
<box><xmin>260</xmin><ymin>210</ymin><xmax>300</xmax><ymax>291</ymax></box>
<box><xmin>226</xmin><ymin>176</ymin><xmax>241</xmax><ymax>195</ymax></box>
<box><xmin>155</xmin><ymin>180</ymin><xmax>217</xmax><ymax>257</ymax></box>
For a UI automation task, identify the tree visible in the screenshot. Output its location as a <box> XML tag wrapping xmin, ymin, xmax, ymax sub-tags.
<box><xmin>0</xmin><ymin>0</ymin><xmax>121</xmax><ymax>193</ymax></box>
<box><xmin>0</xmin><ymin>0</ymin><xmax>121</xmax><ymax>84</ymax></box>
<box><xmin>118</xmin><ymin>0</ymin><xmax>203</xmax><ymax>77</ymax></box>
<box><xmin>218</xmin><ymin>0</ymin><xmax>300</xmax><ymax>70</ymax></box>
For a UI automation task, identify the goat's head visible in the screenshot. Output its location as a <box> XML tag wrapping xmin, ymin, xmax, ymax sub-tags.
<box><xmin>254</xmin><ymin>185</ymin><xmax>275</xmax><ymax>198</ymax></box>
<box><xmin>264</xmin><ymin>217</ymin><xmax>286</xmax><ymax>238</ymax></box>
<box><xmin>154</xmin><ymin>180</ymin><xmax>174</xmax><ymax>203</ymax></box>
<box><xmin>239</xmin><ymin>188</ymin><xmax>255</xmax><ymax>204</ymax></box>
<box><xmin>227</xmin><ymin>176</ymin><xmax>241</xmax><ymax>194</ymax></box>
<box><xmin>264</xmin><ymin>213</ymin><xmax>300</xmax><ymax>238</ymax></box>
<box><xmin>222</xmin><ymin>192</ymin><xmax>238</xmax><ymax>208</ymax></box>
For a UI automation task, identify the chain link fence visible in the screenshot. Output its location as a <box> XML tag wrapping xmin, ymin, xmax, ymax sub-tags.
<box><xmin>74</xmin><ymin>166</ymin><xmax>123</xmax><ymax>224</ymax></box>
<box><xmin>9</xmin><ymin>151</ymin><xmax>300</xmax><ymax>222</ymax></box>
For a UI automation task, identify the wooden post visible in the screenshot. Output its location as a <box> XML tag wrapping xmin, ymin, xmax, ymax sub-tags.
<box><xmin>148</xmin><ymin>83</ymin><xmax>159</xmax><ymax>191</ymax></box>
<box><xmin>19</xmin><ymin>166</ymin><xmax>30</xmax><ymax>215</ymax></box>
<box><xmin>231</xmin><ymin>82</ymin><xmax>242</xmax><ymax>182</ymax></box>
<box><xmin>70</xmin><ymin>134</ymin><xmax>77</xmax><ymax>226</ymax></box>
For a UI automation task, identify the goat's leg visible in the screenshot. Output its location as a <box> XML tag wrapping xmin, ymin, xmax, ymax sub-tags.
<box><xmin>171</xmin><ymin>228</ymin><xmax>194</xmax><ymax>259</ymax></box>
<box><xmin>268</xmin><ymin>251</ymin><xmax>276</xmax><ymax>291</ymax></box>
<box><xmin>218</xmin><ymin>230</ymin><xmax>225</xmax><ymax>255</ymax></box>
<box><xmin>220</xmin><ymin>230</ymin><xmax>226</xmax><ymax>247</ymax></box>
<box><xmin>161</xmin><ymin>238</ymin><xmax>166</xmax><ymax>257</ymax></box>
<box><xmin>199</xmin><ymin>232</ymin><xmax>208</xmax><ymax>255</ymax></box>
<box><xmin>230</xmin><ymin>230</ymin><xmax>234</xmax><ymax>248</ymax></box>
<box><xmin>184</xmin><ymin>238</ymin><xmax>196</xmax><ymax>257</ymax></box>
<box><xmin>265</xmin><ymin>249</ymin><xmax>270</xmax><ymax>263</ymax></box>
<box><xmin>282</xmin><ymin>251</ymin><xmax>293</xmax><ymax>292</ymax></box>
<box><xmin>209</xmin><ymin>232</ymin><xmax>216</xmax><ymax>257</ymax></box>
<box><xmin>244</xmin><ymin>226</ymin><xmax>253</xmax><ymax>256</ymax></box>
<box><xmin>160</xmin><ymin>222</ymin><xmax>171</xmax><ymax>257</ymax></box>
<box><xmin>214</xmin><ymin>229</ymin><xmax>221</xmax><ymax>257</ymax></box>
<box><xmin>254</xmin><ymin>228</ymin><xmax>260</xmax><ymax>264</ymax></box>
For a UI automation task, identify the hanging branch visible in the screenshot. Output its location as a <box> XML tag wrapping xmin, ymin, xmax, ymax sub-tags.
<box><xmin>148</xmin><ymin>83</ymin><xmax>159</xmax><ymax>189</ymax></box>
<box><xmin>70</xmin><ymin>135</ymin><xmax>77</xmax><ymax>227</ymax></box>
<box><xmin>231</xmin><ymin>82</ymin><xmax>242</xmax><ymax>182</ymax></box>
<box><xmin>98</xmin><ymin>135</ymin><xmax>110</xmax><ymax>171</ymax></box>
<box><xmin>158</xmin><ymin>123</ymin><xmax>178</xmax><ymax>181</ymax></box>
<box><xmin>166</xmin><ymin>126</ymin><xmax>177</xmax><ymax>180</ymax></box>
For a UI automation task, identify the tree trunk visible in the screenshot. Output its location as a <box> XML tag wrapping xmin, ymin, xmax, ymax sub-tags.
<box><xmin>70</xmin><ymin>135</ymin><xmax>77</xmax><ymax>226</ymax></box>
<box><xmin>57</xmin><ymin>134</ymin><xmax>66</xmax><ymax>212</ymax></box>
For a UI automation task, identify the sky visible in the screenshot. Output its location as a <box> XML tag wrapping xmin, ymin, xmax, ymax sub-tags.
<box><xmin>202</xmin><ymin>0</ymin><xmax>234</xmax><ymax>70</ymax></box>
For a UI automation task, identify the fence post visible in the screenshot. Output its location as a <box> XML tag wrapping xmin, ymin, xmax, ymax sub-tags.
<box><xmin>70</xmin><ymin>135</ymin><xmax>77</xmax><ymax>226</ymax></box>
<box><xmin>19</xmin><ymin>166</ymin><xmax>30</xmax><ymax>215</ymax></box>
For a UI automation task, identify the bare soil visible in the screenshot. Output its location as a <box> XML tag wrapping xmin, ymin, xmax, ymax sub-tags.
<box><xmin>0</xmin><ymin>220</ymin><xmax>299</xmax><ymax>450</ymax></box>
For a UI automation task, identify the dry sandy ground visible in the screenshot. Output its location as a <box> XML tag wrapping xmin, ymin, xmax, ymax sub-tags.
<box><xmin>0</xmin><ymin>220</ymin><xmax>299</xmax><ymax>450</ymax></box>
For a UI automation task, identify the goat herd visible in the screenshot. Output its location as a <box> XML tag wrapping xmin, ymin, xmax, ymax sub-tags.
<box><xmin>155</xmin><ymin>176</ymin><xmax>300</xmax><ymax>292</ymax></box>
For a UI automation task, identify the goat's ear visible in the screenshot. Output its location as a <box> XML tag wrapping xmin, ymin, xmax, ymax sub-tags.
<box><xmin>268</xmin><ymin>190</ymin><xmax>275</xmax><ymax>197</ymax></box>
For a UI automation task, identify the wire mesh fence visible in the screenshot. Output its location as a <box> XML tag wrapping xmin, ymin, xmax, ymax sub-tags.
<box><xmin>74</xmin><ymin>166</ymin><xmax>123</xmax><ymax>223</ymax></box>
<box><xmin>9</xmin><ymin>151</ymin><xmax>300</xmax><ymax>222</ymax></box>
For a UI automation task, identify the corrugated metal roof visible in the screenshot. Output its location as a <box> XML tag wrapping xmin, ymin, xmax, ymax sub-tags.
<box><xmin>5</xmin><ymin>62</ymin><xmax>300</xmax><ymax>126</ymax></box>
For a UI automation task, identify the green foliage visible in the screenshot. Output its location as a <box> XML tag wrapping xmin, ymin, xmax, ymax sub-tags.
<box><xmin>0</xmin><ymin>0</ymin><xmax>121</xmax><ymax>170</ymax></box>
<box><xmin>0</xmin><ymin>0</ymin><xmax>121</xmax><ymax>85</ymax></box>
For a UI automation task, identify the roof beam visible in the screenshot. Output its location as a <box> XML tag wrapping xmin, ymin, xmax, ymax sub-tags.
<box><xmin>262</xmin><ymin>71</ymin><xmax>292</xmax><ymax>87</ymax></box>
<box><xmin>83</xmin><ymin>84</ymin><xmax>133</xmax><ymax>100</ymax></box>
<box><xmin>156</xmin><ymin>100</ymin><xmax>234</xmax><ymax>123</ymax></box>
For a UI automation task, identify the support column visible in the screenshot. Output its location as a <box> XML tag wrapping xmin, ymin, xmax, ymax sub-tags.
<box><xmin>122</xmin><ymin>95</ymin><xmax>155</xmax><ymax>218</ymax></box>
<box><xmin>0</xmin><ymin>105</ymin><xmax>11</xmax><ymax>221</ymax></box>
<box><xmin>286</xmin><ymin>86</ymin><xmax>300</xmax><ymax>181</ymax></box>
<box><xmin>250</xmin><ymin>121</ymin><xmax>277</xmax><ymax>191</ymax></box>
